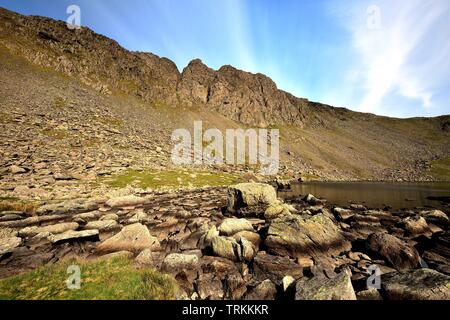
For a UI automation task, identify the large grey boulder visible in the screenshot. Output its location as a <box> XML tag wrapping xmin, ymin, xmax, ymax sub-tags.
<box><xmin>382</xmin><ymin>268</ymin><xmax>450</xmax><ymax>300</ymax></box>
<box><xmin>265</xmin><ymin>213</ymin><xmax>351</xmax><ymax>259</ymax></box>
<box><xmin>97</xmin><ymin>223</ymin><xmax>160</xmax><ymax>253</ymax></box>
<box><xmin>227</xmin><ymin>183</ymin><xmax>277</xmax><ymax>214</ymax></box>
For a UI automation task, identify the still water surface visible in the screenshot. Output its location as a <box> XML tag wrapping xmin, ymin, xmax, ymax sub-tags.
<box><xmin>280</xmin><ymin>182</ymin><xmax>450</xmax><ymax>210</ymax></box>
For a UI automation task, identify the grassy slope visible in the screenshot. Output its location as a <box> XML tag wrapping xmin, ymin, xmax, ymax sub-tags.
<box><xmin>0</xmin><ymin>257</ymin><xmax>178</xmax><ymax>300</ymax></box>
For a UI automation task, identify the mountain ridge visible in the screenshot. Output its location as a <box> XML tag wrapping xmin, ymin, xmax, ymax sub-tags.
<box><xmin>0</xmin><ymin>7</ymin><xmax>449</xmax><ymax>183</ymax></box>
<box><xmin>2</xmin><ymin>6</ymin><xmax>439</xmax><ymax>129</ymax></box>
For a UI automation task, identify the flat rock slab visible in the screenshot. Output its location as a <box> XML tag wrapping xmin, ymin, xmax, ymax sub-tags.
<box><xmin>19</xmin><ymin>222</ymin><xmax>79</xmax><ymax>237</ymax></box>
<box><xmin>47</xmin><ymin>229</ymin><xmax>99</xmax><ymax>244</ymax></box>
<box><xmin>105</xmin><ymin>196</ymin><xmax>147</xmax><ymax>208</ymax></box>
<box><xmin>84</xmin><ymin>220</ymin><xmax>118</xmax><ymax>231</ymax></box>
<box><xmin>36</xmin><ymin>199</ymin><xmax>99</xmax><ymax>215</ymax></box>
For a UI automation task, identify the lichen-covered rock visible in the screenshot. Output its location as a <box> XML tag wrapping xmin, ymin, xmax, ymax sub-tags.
<box><xmin>162</xmin><ymin>253</ymin><xmax>199</xmax><ymax>271</ymax></box>
<box><xmin>97</xmin><ymin>223</ymin><xmax>160</xmax><ymax>253</ymax></box>
<box><xmin>227</xmin><ymin>183</ymin><xmax>277</xmax><ymax>214</ymax></box>
<box><xmin>382</xmin><ymin>268</ymin><xmax>450</xmax><ymax>300</ymax></box>
<box><xmin>295</xmin><ymin>271</ymin><xmax>356</xmax><ymax>300</ymax></box>
<box><xmin>265</xmin><ymin>213</ymin><xmax>351</xmax><ymax>259</ymax></box>
<box><xmin>218</xmin><ymin>218</ymin><xmax>254</xmax><ymax>236</ymax></box>
<box><xmin>366</xmin><ymin>233</ymin><xmax>419</xmax><ymax>271</ymax></box>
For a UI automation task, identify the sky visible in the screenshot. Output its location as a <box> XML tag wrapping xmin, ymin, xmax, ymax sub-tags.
<box><xmin>0</xmin><ymin>0</ymin><xmax>449</xmax><ymax>118</ymax></box>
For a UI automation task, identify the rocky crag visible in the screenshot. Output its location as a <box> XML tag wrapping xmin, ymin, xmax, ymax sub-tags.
<box><xmin>0</xmin><ymin>7</ymin><xmax>449</xmax><ymax>184</ymax></box>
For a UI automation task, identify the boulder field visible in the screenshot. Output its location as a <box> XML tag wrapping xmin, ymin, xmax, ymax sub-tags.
<box><xmin>0</xmin><ymin>183</ymin><xmax>449</xmax><ymax>300</ymax></box>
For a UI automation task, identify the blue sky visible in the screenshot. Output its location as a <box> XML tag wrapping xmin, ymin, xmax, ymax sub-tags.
<box><xmin>1</xmin><ymin>0</ymin><xmax>449</xmax><ymax>118</ymax></box>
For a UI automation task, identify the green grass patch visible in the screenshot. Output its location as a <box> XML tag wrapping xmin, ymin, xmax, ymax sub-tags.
<box><xmin>106</xmin><ymin>169</ymin><xmax>243</xmax><ymax>189</ymax></box>
<box><xmin>0</xmin><ymin>257</ymin><xmax>178</xmax><ymax>300</ymax></box>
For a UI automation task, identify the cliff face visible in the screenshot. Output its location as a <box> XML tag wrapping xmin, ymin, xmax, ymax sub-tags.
<box><xmin>0</xmin><ymin>7</ymin><xmax>328</xmax><ymax>128</ymax></box>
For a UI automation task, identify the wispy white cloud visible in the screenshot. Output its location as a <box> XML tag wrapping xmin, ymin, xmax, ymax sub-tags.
<box><xmin>330</xmin><ymin>0</ymin><xmax>450</xmax><ymax>115</ymax></box>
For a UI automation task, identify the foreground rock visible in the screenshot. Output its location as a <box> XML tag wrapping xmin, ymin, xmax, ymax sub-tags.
<box><xmin>295</xmin><ymin>271</ymin><xmax>356</xmax><ymax>300</ymax></box>
<box><xmin>265</xmin><ymin>213</ymin><xmax>351</xmax><ymax>259</ymax></box>
<box><xmin>366</xmin><ymin>233</ymin><xmax>419</xmax><ymax>271</ymax></box>
<box><xmin>97</xmin><ymin>223</ymin><xmax>160</xmax><ymax>253</ymax></box>
<box><xmin>382</xmin><ymin>268</ymin><xmax>450</xmax><ymax>300</ymax></box>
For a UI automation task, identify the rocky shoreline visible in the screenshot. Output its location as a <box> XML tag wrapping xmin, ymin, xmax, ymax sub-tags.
<box><xmin>0</xmin><ymin>182</ymin><xmax>449</xmax><ymax>300</ymax></box>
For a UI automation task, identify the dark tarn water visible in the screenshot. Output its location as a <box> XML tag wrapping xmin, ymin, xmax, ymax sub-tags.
<box><xmin>280</xmin><ymin>182</ymin><xmax>450</xmax><ymax>210</ymax></box>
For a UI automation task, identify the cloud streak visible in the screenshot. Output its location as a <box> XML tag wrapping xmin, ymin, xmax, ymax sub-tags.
<box><xmin>332</xmin><ymin>0</ymin><xmax>450</xmax><ymax>115</ymax></box>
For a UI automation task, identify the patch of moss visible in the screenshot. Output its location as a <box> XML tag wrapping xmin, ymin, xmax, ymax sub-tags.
<box><xmin>106</xmin><ymin>169</ymin><xmax>243</xmax><ymax>189</ymax></box>
<box><xmin>0</xmin><ymin>257</ymin><xmax>178</xmax><ymax>300</ymax></box>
